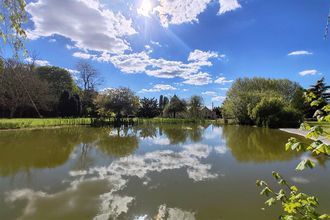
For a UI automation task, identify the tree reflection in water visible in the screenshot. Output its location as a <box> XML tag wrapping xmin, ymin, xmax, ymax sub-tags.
<box><xmin>221</xmin><ymin>125</ymin><xmax>304</xmax><ymax>162</ymax></box>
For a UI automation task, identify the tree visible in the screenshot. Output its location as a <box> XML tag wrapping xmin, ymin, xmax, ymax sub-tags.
<box><xmin>0</xmin><ymin>0</ymin><xmax>27</xmax><ymax>56</ymax></box>
<box><xmin>138</xmin><ymin>97</ymin><xmax>159</xmax><ymax>118</ymax></box>
<box><xmin>188</xmin><ymin>95</ymin><xmax>204</xmax><ymax>118</ymax></box>
<box><xmin>223</xmin><ymin>77</ymin><xmax>305</xmax><ymax>127</ymax></box>
<box><xmin>95</xmin><ymin>87</ymin><xmax>139</xmax><ymax>118</ymax></box>
<box><xmin>164</xmin><ymin>95</ymin><xmax>187</xmax><ymax>118</ymax></box>
<box><xmin>250</xmin><ymin>97</ymin><xmax>302</xmax><ymax>128</ymax></box>
<box><xmin>305</xmin><ymin>77</ymin><xmax>330</xmax><ymax>118</ymax></box>
<box><xmin>76</xmin><ymin>61</ymin><xmax>100</xmax><ymax>117</ymax></box>
<box><xmin>36</xmin><ymin>66</ymin><xmax>78</xmax><ymax>99</ymax></box>
<box><xmin>0</xmin><ymin>59</ymin><xmax>53</xmax><ymax>117</ymax></box>
<box><xmin>159</xmin><ymin>95</ymin><xmax>164</xmax><ymax>109</ymax></box>
<box><xmin>76</xmin><ymin>61</ymin><xmax>100</xmax><ymax>91</ymax></box>
<box><xmin>58</xmin><ymin>91</ymin><xmax>81</xmax><ymax>117</ymax></box>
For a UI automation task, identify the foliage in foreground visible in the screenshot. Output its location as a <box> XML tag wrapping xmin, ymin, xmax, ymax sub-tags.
<box><xmin>256</xmin><ymin>90</ymin><xmax>330</xmax><ymax>219</ymax></box>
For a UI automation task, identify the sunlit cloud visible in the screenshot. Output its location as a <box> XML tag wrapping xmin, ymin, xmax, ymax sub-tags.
<box><xmin>298</xmin><ymin>69</ymin><xmax>318</xmax><ymax>76</ymax></box>
<box><xmin>214</xmin><ymin>77</ymin><xmax>234</xmax><ymax>84</ymax></box>
<box><xmin>140</xmin><ymin>84</ymin><xmax>177</xmax><ymax>93</ymax></box>
<box><xmin>288</xmin><ymin>50</ymin><xmax>313</xmax><ymax>56</ymax></box>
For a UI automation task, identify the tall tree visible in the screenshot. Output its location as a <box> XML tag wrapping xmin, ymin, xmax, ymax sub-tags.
<box><xmin>76</xmin><ymin>61</ymin><xmax>100</xmax><ymax>116</ymax></box>
<box><xmin>159</xmin><ymin>95</ymin><xmax>164</xmax><ymax>109</ymax></box>
<box><xmin>188</xmin><ymin>95</ymin><xmax>204</xmax><ymax>118</ymax></box>
<box><xmin>58</xmin><ymin>91</ymin><xmax>81</xmax><ymax>117</ymax></box>
<box><xmin>76</xmin><ymin>61</ymin><xmax>100</xmax><ymax>91</ymax></box>
<box><xmin>138</xmin><ymin>97</ymin><xmax>159</xmax><ymax>118</ymax></box>
<box><xmin>164</xmin><ymin>95</ymin><xmax>187</xmax><ymax>118</ymax></box>
<box><xmin>305</xmin><ymin>77</ymin><xmax>330</xmax><ymax>118</ymax></box>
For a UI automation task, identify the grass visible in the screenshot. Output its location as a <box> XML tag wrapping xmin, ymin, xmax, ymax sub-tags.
<box><xmin>0</xmin><ymin>118</ymin><xmax>92</xmax><ymax>130</ymax></box>
<box><xmin>0</xmin><ymin>117</ymin><xmax>235</xmax><ymax>130</ymax></box>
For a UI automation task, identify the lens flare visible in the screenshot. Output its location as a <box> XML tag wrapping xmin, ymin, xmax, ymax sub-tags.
<box><xmin>137</xmin><ymin>0</ymin><xmax>152</xmax><ymax>17</ymax></box>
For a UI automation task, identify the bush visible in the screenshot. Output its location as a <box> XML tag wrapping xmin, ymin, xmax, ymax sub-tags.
<box><xmin>250</xmin><ymin>98</ymin><xmax>302</xmax><ymax>128</ymax></box>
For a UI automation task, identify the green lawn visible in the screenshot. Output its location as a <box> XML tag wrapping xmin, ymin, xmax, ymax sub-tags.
<box><xmin>0</xmin><ymin>118</ymin><xmax>92</xmax><ymax>130</ymax></box>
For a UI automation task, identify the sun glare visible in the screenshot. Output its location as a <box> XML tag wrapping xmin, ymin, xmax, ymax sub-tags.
<box><xmin>137</xmin><ymin>0</ymin><xmax>152</xmax><ymax>17</ymax></box>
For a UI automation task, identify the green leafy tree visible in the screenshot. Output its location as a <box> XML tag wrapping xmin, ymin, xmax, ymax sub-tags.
<box><xmin>138</xmin><ymin>97</ymin><xmax>159</xmax><ymax>118</ymax></box>
<box><xmin>250</xmin><ymin>97</ymin><xmax>302</xmax><ymax>128</ymax></box>
<box><xmin>188</xmin><ymin>95</ymin><xmax>204</xmax><ymax>118</ymax></box>
<box><xmin>223</xmin><ymin>77</ymin><xmax>305</xmax><ymax>126</ymax></box>
<box><xmin>35</xmin><ymin>66</ymin><xmax>78</xmax><ymax>99</ymax></box>
<box><xmin>163</xmin><ymin>95</ymin><xmax>187</xmax><ymax>118</ymax></box>
<box><xmin>94</xmin><ymin>87</ymin><xmax>139</xmax><ymax>118</ymax></box>
<box><xmin>0</xmin><ymin>0</ymin><xmax>27</xmax><ymax>56</ymax></box>
<box><xmin>256</xmin><ymin>91</ymin><xmax>330</xmax><ymax>220</ymax></box>
<box><xmin>305</xmin><ymin>78</ymin><xmax>330</xmax><ymax>118</ymax></box>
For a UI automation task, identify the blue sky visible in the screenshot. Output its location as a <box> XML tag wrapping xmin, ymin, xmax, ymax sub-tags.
<box><xmin>8</xmin><ymin>0</ymin><xmax>330</xmax><ymax>107</ymax></box>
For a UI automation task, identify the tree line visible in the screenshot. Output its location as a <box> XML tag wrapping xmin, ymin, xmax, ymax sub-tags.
<box><xmin>0</xmin><ymin>59</ymin><xmax>219</xmax><ymax>119</ymax></box>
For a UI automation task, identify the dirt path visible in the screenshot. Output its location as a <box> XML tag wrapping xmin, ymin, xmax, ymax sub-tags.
<box><xmin>280</xmin><ymin>128</ymin><xmax>330</xmax><ymax>145</ymax></box>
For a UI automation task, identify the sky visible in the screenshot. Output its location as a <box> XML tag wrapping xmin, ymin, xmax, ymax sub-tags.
<box><xmin>6</xmin><ymin>0</ymin><xmax>330</xmax><ymax>108</ymax></box>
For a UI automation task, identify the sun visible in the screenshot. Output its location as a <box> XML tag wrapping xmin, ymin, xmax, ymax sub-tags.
<box><xmin>137</xmin><ymin>0</ymin><xmax>153</xmax><ymax>17</ymax></box>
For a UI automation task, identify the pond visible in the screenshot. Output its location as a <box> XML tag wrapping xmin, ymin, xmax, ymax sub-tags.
<box><xmin>0</xmin><ymin>124</ymin><xmax>329</xmax><ymax>220</ymax></box>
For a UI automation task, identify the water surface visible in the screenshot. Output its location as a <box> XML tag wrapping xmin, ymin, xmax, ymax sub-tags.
<box><xmin>0</xmin><ymin>124</ymin><xmax>329</xmax><ymax>220</ymax></box>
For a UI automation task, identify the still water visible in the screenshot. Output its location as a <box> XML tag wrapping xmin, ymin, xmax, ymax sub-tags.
<box><xmin>0</xmin><ymin>124</ymin><xmax>329</xmax><ymax>220</ymax></box>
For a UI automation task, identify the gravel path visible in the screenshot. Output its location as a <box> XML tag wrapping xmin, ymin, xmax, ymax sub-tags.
<box><xmin>280</xmin><ymin>128</ymin><xmax>330</xmax><ymax>145</ymax></box>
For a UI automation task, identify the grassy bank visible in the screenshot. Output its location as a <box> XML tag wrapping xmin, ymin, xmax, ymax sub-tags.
<box><xmin>0</xmin><ymin>118</ymin><xmax>92</xmax><ymax>130</ymax></box>
<box><xmin>0</xmin><ymin>117</ymin><xmax>235</xmax><ymax>130</ymax></box>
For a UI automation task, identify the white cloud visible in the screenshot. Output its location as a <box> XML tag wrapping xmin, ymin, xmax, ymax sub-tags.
<box><xmin>153</xmin><ymin>0</ymin><xmax>241</xmax><ymax>27</ymax></box>
<box><xmin>151</xmin><ymin>41</ymin><xmax>162</xmax><ymax>47</ymax></box>
<box><xmin>140</xmin><ymin>84</ymin><xmax>177</xmax><ymax>93</ymax></box>
<box><xmin>218</xmin><ymin>0</ymin><xmax>241</xmax><ymax>15</ymax></box>
<box><xmin>154</xmin><ymin>0</ymin><xmax>212</xmax><ymax>27</ymax></box>
<box><xmin>188</xmin><ymin>49</ymin><xmax>223</xmax><ymax>63</ymax></box>
<box><xmin>26</xmin><ymin>0</ymin><xmax>137</xmax><ymax>54</ymax></box>
<box><xmin>211</xmin><ymin>96</ymin><xmax>226</xmax><ymax>102</ymax></box>
<box><xmin>202</xmin><ymin>91</ymin><xmax>226</xmax><ymax>102</ymax></box>
<box><xmin>25</xmin><ymin>57</ymin><xmax>51</xmax><ymax>66</ymax></box>
<box><xmin>73</xmin><ymin>52</ymin><xmax>96</xmax><ymax>60</ymax></box>
<box><xmin>182</xmin><ymin>72</ymin><xmax>212</xmax><ymax>86</ymax></box>
<box><xmin>299</xmin><ymin>69</ymin><xmax>318</xmax><ymax>76</ymax></box>
<box><xmin>288</xmin><ymin>50</ymin><xmax>313</xmax><ymax>56</ymax></box>
<box><xmin>66</xmin><ymin>44</ymin><xmax>75</xmax><ymax>50</ymax></box>
<box><xmin>81</xmin><ymin>49</ymin><xmax>219</xmax><ymax>86</ymax></box>
<box><xmin>214</xmin><ymin>77</ymin><xmax>234</xmax><ymax>84</ymax></box>
<box><xmin>48</xmin><ymin>38</ymin><xmax>56</xmax><ymax>43</ymax></box>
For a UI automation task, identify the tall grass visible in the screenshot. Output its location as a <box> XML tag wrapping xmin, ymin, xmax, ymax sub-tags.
<box><xmin>0</xmin><ymin>118</ymin><xmax>92</xmax><ymax>130</ymax></box>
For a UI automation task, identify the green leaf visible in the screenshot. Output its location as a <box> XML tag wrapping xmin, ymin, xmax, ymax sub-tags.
<box><xmin>260</xmin><ymin>187</ymin><xmax>272</xmax><ymax>197</ymax></box>
<box><xmin>265</xmin><ymin>198</ymin><xmax>276</xmax><ymax>207</ymax></box>
<box><xmin>290</xmin><ymin>186</ymin><xmax>298</xmax><ymax>192</ymax></box>
<box><xmin>296</xmin><ymin>159</ymin><xmax>315</xmax><ymax>171</ymax></box>
<box><xmin>319</xmin><ymin>214</ymin><xmax>330</xmax><ymax>219</ymax></box>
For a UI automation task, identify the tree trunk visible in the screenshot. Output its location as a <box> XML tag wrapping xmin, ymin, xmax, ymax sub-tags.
<box><xmin>10</xmin><ymin>107</ymin><xmax>16</xmax><ymax>118</ymax></box>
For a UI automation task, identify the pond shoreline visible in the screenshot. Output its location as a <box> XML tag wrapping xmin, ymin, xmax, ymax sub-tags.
<box><xmin>280</xmin><ymin>128</ymin><xmax>330</xmax><ymax>145</ymax></box>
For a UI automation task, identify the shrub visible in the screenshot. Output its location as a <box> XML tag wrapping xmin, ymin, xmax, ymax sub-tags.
<box><xmin>250</xmin><ymin>98</ymin><xmax>302</xmax><ymax>128</ymax></box>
